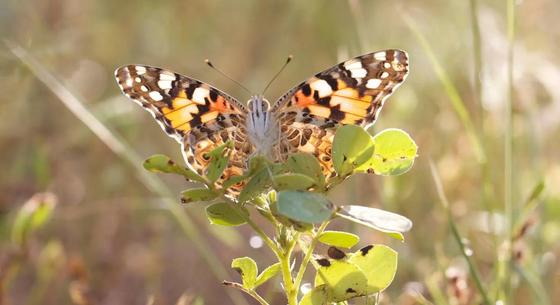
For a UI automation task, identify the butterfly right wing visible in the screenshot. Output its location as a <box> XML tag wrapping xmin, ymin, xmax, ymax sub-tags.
<box><xmin>115</xmin><ymin>65</ymin><xmax>253</xmax><ymax>186</ymax></box>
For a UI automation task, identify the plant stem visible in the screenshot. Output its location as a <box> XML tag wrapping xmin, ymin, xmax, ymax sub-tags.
<box><xmin>293</xmin><ymin>221</ymin><xmax>329</xmax><ymax>296</ymax></box>
<box><xmin>223</xmin><ymin>281</ymin><xmax>271</xmax><ymax>305</ymax></box>
<box><xmin>278</xmin><ymin>241</ymin><xmax>299</xmax><ymax>305</ymax></box>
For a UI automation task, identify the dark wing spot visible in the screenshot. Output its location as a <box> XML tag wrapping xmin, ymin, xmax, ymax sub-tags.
<box><xmin>189</xmin><ymin>115</ymin><xmax>202</xmax><ymax>128</ymax></box>
<box><xmin>317</xmin><ymin>96</ymin><xmax>331</xmax><ymax>106</ymax></box>
<box><xmin>329</xmin><ymin>105</ymin><xmax>345</xmax><ymax>121</ymax></box>
<box><xmin>301</xmin><ymin>84</ymin><xmax>312</xmax><ymax>96</ymax></box>
<box><xmin>209</xmin><ymin>89</ymin><xmax>218</xmax><ymax>101</ymax></box>
<box><xmin>320</xmin><ymin>74</ymin><xmax>338</xmax><ymax>91</ymax></box>
<box><xmin>185</xmin><ymin>86</ymin><xmax>196</xmax><ymax>99</ymax></box>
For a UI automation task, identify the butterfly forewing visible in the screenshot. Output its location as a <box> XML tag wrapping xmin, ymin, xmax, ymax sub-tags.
<box><xmin>272</xmin><ymin>50</ymin><xmax>409</xmax><ymax>178</ymax></box>
<box><xmin>115</xmin><ymin>65</ymin><xmax>253</xmax><ymax>189</ymax></box>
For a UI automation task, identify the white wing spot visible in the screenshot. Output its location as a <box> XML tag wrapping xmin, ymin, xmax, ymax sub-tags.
<box><xmin>374</xmin><ymin>52</ymin><xmax>387</xmax><ymax>61</ymax></box>
<box><xmin>135</xmin><ymin>77</ymin><xmax>142</xmax><ymax>83</ymax></box>
<box><xmin>158</xmin><ymin>80</ymin><xmax>173</xmax><ymax>89</ymax></box>
<box><xmin>125</xmin><ymin>78</ymin><xmax>133</xmax><ymax>87</ymax></box>
<box><xmin>141</xmin><ymin>85</ymin><xmax>149</xmax><ymax>92</ymax></box>
<box><xmin>380</xmin><ymin>72</ymin><xmax>389</xmax><ymax>79</ymax></box>
<box><xmin>159</xmin><ymin>73</ymin><xmax>175</xmax><ymax>81</ymax></box>
<box><xmin>366</xmin><ymin>79</ymin><xmax>382</xmax><ymax>89</ymax></box>
<box><xmin>192</xmin><ymin>87</ymin><xmax>209</xmax><ymax>104</ymax></box>
<box><xmin>311</xmin><ymin>79</ymin><xmax>333</xmax><ymax>97</ymax></box>
<box><xmin>135</xmin><ymin>66</ymin><xmax>146</xmax><ymax>75</ymax></box>
<box><xmin>350</xmin><ymin>68</ymin><xmax>367</xmax><ymax>78</ymax></box>
<box><xmin>344</xmin><ymin>61</ymin><xmax>362</xmax><ymax>70</ymax></box>
<box><xmin>384</xmin><ymin>62</ymin><xmax>391</xmax><ymax>69</ymax></box>
<box><xmin>149</xmin><ymin>91</ymin><xmax>163</xmax><ymax>101</ymax></box>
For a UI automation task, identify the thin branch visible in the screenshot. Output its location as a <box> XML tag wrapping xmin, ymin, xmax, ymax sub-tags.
<box><xmin>223</xmin><ymin>281</ymin><xmax>270</xmax><ymax>305</ymax></box>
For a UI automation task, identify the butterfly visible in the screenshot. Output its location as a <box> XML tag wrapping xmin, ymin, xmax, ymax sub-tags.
<box><xmin>115</xmin><ymin>50</ymin><xmax>409</xmax><ymax>195</ymax></box>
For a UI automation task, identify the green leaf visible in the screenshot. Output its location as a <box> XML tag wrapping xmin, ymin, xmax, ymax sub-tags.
<box><xmin>206</xmin><ymin>202</ymin><xmax>248</xmax><ymax>226</ymax></box>
<box><xmin>12</xmin><ymin>193</ymin><xmax>57</xmax><ymax>246</ymax></box>
<box><xmin>180</xmin><ymin>188</ymin><xmax>218</xmax><ymax>204</ymax></box>
<box><xmin>339</xmin><ymin>205</ymin><xmax>412</xmax><ymax>241</ymax></box>
<box><xmin>231</xmin><ymin>257</ymin><xmax>258</xmax><ymax>289</ymax></box>
<box><xmin>222</xmin><ymin>174</ymin><xmax>248</xmax><ymax>190</ymax></box>
<box><xmin>348</xmin><ymin>245</ymin><xmax>398</xmax><ymax>294</ymax></box>
<box><xmin>314</xmin><ymin>259</ymin><xmax>368</xmax><ymax>302</ymax></box>
<box><xmin>361</xmin><ymin>128</ymin><xmax>417</xmax><ymax>176</ymax></box>
<box><xmin>276</xmin><ymin>191</ymin><xmax>334</xmax><ymax>224</ymax></box>
<box><xmin>332</xmin><ymin>125</ymin><xmax>375</xmax><ymax>177</ymax></box>
<box><xmin>143</xmin><ymin>154</ymin><xmax>205</xmax><ymax>183</ymax></box>
<box><xmin>286</xmin><ymin>153</ymin><xmax>325</xmax><ymax>187</ymax></box>
<box><xmin>239</xmin><ymin>164</ymin><xmax>283</xmax><ymax>203</ymax></box>
<box><xmin>205</xmin><ymin>142</ymin><xmax>232</xmax><ymax>183</ymax></box>
<box><xmin>318</xmin><ymin>231</ymin><xmax>360</xmax><ymax>249</ymax></box>
<box><xmin>273</xmin><ymin>173</ymin><xmax>316</xmax><ymax>191</ymax></box>
<box><xmin>299</xmin><ymin>285</ymin><xmax>331</xmax><ymax>305</ymax></box>
<box><xmin>254</xmin><ymin>263</ymin><xmax>281</xmax><ymax>288</ymax></box>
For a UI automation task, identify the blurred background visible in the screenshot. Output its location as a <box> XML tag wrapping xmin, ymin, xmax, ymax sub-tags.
<box><xmin>1</xmin><ymin>0</ymin><xmax>559</xmax><ymax>304</ymax></box>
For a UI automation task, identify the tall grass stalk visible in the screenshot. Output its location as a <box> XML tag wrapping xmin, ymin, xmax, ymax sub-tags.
<box><xmin>429</xmin><ymin>160</ymin><xmax>492</xmax><ymax>305</ymax></box>
<box><xmin>5</xmin><ymin>41</ymin><xmax>249</xmax><ymax>305</ymax></box>
<box><xmin>501</xmin><ymin>0</ymin><xmax>516</xmax><ymax>302</ymax></box>
<box><xmin>403</xmin><ymin>14</ymin><xmax>485</xmax><ymax>164</ymax></box>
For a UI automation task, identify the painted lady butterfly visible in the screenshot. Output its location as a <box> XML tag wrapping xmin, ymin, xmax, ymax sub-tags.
<box><xmin>115</xmin><ymin>50</ymin><xmax>409</xmax><ymax>194</ymax></box>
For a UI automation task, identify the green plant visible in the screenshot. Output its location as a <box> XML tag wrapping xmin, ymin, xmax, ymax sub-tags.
<box><xmin>143</xmin><ymin>124</ymin><xmax>417</xmax><ymax>305</ymax></box>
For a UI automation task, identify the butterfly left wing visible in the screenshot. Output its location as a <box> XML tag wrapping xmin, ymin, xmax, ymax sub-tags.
<box><xmin>115</xmin><ymin>65</ymin><xmax>253</xmax><ymax>191</ymax></box>
<box><xmin>271</xmin><ymin>50</ymin><xmax>409</xmax><ymax>178</ymax></box>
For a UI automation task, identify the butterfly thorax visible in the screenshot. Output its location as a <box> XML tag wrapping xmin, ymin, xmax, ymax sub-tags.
<box><xmin>246</xmin><ymin>95</ymin><xmax>279</xmax><ymax>159</ymax></box>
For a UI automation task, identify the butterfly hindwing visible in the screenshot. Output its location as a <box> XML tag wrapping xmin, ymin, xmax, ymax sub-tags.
<box><xmin>272</xmin><ymin>50</ymin><xmax>409</xmax><ymax>178</ymax></box>
<box><xmin>115</xmin><ymin>65</ymin><xmax>252</xmax><ymax>187</ymax></box>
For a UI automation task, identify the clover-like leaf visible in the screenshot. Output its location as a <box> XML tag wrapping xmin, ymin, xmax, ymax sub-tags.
<box><xmin>317</xmin><ymin>231</ymin><xmax>360</xmax><ymax>249</ymax></box>
<box><xmin>205</xmin><ymin>142</ymin><xmax>232</xmax><ymax>183</ymax></box>
<box><xmin>273</xmin><ymin>173</ymin><xmax>316</xmax><ymax>191</ymax></box>
<box><xmin>339</xmin><ymin>205</ymin><xmax>412</xmax><ymax>241</ymax></box>
<box><xmin>239</xmin><ymin>164</ymin><xmax>283</xmax><ymax>203</ymax></box>
<box><xmin>360</xmin><ymin>128</ymin><xmax>417</xmax><ymax>176</ymax></box>
<box><xmin>349</xmin><ymin>245</ymin><xmax>398</xmax><ymax>294</ymax></box>
<box><xmin>180</xmin><ymin>188</ymin><xmax>218</xmax><ymax>204</ymax></box>
<box><xmin>332</xmin><ymin>125</ymin><xmax>375</xmax><ymax>177</ymax></box>
<box><xmin>299</xmin><ymin>284</ymin><xmax>332</xmax><ymax>305</ymax></box>
<box><xmin>254</xmin><ymin>263</ymin><xmax>281</xmax><ymax>288</ymax></box>
<box><xmin>12</xmin><ymin>193</ymin><xmax>57</xmax><ymax>246</ymax></box>
<box><xmin>314</xmin><ymin>259</ymin><xmax>368</xmax><ymax>302</ymax></box>
<box><xmin>206</xmin><ymin>202</ymin><xmax>248</xmax><ymax>226</ymax></box>
<box><xmin>231</xmin><ymin>257</ymin><xmax>258</xmax><ymax>289</ymax></box>
<box><xmin>143</xmin><ymin>154</ymin><xmax>205</xmax><ymax>183</ymax></box>
<box><xmin>286</xmin><ymin>153</ymin><xmax>325</xmax><ymax>187</ymax></box>
<box><xmin>276</xmin><ymin>191</ymin><xmax>334</xmax><ymax>224</ymax></box>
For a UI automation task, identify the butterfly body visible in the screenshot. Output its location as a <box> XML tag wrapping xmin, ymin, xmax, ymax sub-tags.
<box><xmin>246</xmin><ymin>95</ymin><xmax>279</xmax><ymax>160</ymax></box>
<box><xmin>115</xmin><ymin>50</ymin><xmax>409</xmax><ymax>194</ymax></box>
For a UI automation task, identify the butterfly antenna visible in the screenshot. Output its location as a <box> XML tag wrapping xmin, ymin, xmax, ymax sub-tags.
<box><xmin>205</xmin><ymin>59</ymin><xmax>252</xmax><ymax>94</ymax></box>
<box><xmin>261</xmin><ymin>55</ymin><xmax>293</xmax><ymax>95</ymax></box>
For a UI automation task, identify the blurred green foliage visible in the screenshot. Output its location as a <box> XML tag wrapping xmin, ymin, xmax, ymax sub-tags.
<box><xmin>1</xmin><ymin>0</ymin><xmax>559</xmax><ymax>304</ymax></box>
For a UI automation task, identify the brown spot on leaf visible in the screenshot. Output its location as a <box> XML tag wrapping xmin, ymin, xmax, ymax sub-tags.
<box><xmin>360</xmin><ymin>245</ymin><xmax>374</xmax><ymax>256</ymax></box>
<box><xmin>316</xmin><ymin>258</ymin><xmax>331</xmax><ymax>267</ymax></box>
<box><xmin>328</xmin><ymin>247</ymin><xmax>346</xmax><ymax>260</ymax></box>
